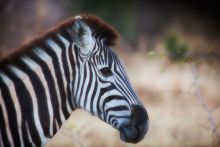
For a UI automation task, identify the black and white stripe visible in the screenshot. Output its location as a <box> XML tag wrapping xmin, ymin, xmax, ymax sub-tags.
<box><xmin>0</xmin><ymin>14</ymin><xmax>149</xmax><ymax>146</ymax></box>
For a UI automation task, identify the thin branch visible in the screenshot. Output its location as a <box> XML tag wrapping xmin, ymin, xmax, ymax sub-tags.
<box><xmin>191</xmin><ymin>63</ymin><xmax>220</xmax><ymax>145</ymax></box>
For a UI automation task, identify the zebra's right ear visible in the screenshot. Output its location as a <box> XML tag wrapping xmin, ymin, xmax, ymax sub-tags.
<box><xmin>71</xmin><ymin>16</ymin><xmax>95</xmax><ymax>56</ymax></box>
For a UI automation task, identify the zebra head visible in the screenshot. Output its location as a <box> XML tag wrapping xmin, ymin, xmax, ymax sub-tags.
<box><xmin>71</xmin><ymin>15</ymin><xmax>149</xmax><ymax>143</ymax></box>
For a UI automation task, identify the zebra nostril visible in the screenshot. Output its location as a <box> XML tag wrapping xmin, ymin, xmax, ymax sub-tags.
<box><xmin>131</xmin><ymin>105</ymin><xmax>149</xmax><ymax>136</ymax></box>
<box><xmin>119</xmin><ymin>105</ymin><xmax>149</xmax><ymax>143</ymax></box>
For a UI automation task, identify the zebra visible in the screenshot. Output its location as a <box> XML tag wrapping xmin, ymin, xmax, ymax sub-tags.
<box><xmin>0</xmin><ymin>14</ymin><xmax>149</xmax><ymax>147</ymax></box>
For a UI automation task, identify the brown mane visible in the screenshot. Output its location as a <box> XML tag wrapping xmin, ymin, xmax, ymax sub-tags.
<box><xmin>0</xmin><ymin>17</ymin><xmax>74</xmax><ymax>66</ymax></box>
<box><xmin>0</xmin><ymin>14</ymin><xmax>119</xmax><ymax>66</ymax></box>
<box><xmin>81</xmin><ymin>14</ymin><xmax>119</xmax><ymax>46</ymax></box>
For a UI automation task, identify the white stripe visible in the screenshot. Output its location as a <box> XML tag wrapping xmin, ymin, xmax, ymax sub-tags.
<box><xmin>25</xmin><ymin>121</ymin><xmax>36</xmax><ymax>147</ymax></box>
<box><xmin>9</xmin><ymin>65</ymin><xmax>46</xmax><ymax>143</ymax></box>
<box><xmin>92</xmin><ymin>84</ymin><xmax>101</xmax><ymax>116</ymax></box>
<box><xmin>107</xmin><ymin>110</ymin><xmax>130</xmax><ymax>126</ymax></box>
<box><xmin>85</xmin><ymin>67</ymin><xmax>96</xmax><ymax>111</ymax></box>
<box><xmin>57</xmin><ymin>34</ymin><xmax>73</xmax><ymax>112</ymax></box>
<box><xmin>104</xmin><ymin>99</ymin><xmax>129</xmax><ymax>112</ymax></box>
<box><xmin>116</xmin><ymin>64</ymin><xmax>138</xmax><ymax>105</ymax></box>
<box><xmin>47</xmin><ymin>39</ymin><xmax>72</xmax><ymax>113</ymax></box>
<box><xmin>21</xmin><ymin>57</ymin><xmax>54</xmax><ymax>136</ymax></box>
<box><xmin>107</xmin><ymin>110</ymin><xmax>130</xmax><ymax>118</ymax></box>
<box><xmin>72</xmin><ymin>43</ymin><xmax>80</xmax><ymax>97</ymax></box>
<box><xmin>80</xmin><ymin>63</ymin><xmax>90</xmax><ymax>107</ymax></box>
<box><xmin>0</xmin><ymin>88</ymin><xmax>15</xmax><ymax>147</ymax></box>
<box><xmin>115</xmin><ymin>75</ymin><xmax>135</xmax><ymax>104</ymax></box>
<box><xmin>99</xmin><ymin>89</ymin><xmax>123</xmax><ymax>109</ymax></box>
<box><xmin>34</xmin><ymin>48</ymin><xmax>66</xmax><ymax>123</ymax></box>
<box><xmin>76</xmin><ymin>67</ymin><xmax>84</xmax><ymax>106</ymax></box>
<box><xmin>55</xmin><ymin>120</ymin><xmax>59</xmax><ymax>131</ymax></box>
<box><xmin>0</xmin><ymin>71</ymin><xmax>24</xmax><ymax>146</ymax></box>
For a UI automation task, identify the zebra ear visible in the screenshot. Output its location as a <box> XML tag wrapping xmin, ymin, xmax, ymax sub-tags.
<box><xmin>72</xmin><ymin>16</ymin><xmax>95</xmax><ymax>56</ymax></box>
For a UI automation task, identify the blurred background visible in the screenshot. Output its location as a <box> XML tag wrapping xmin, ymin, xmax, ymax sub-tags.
<box><xmin>0</xmin><ymin>0</ymin><xmax>220</xmax><ymax>146</ymax></box>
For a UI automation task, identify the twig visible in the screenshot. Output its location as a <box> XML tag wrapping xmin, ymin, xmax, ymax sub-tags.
<box><xmin>191</xmin><ymin>63</ymin><xmax>220</xmax><ymax>145</ymax></box>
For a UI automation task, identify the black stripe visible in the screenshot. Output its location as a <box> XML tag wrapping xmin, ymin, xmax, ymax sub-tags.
<box><xmin>97</xmin><ymin>85</ymin><xmax>114</xmax><ymax>118</ymax></box>
<box><xmin>69</xmin><ymin>44</ymin><xmax>75</xmax><ymax>71</ymax></box>
<box><xmin>112</xmin><ymin>119</ymin><xmax>117</xmax><ymax>127</ymax></box>
<box><xmin>30</xmin><ymin>53</ymin><xmax>62</xmax><ymax>131</ymax></box>
<box><xmin>114</xmin><ymin>63</ymin><xmax>128</xmax><ymax>85</ymax></box>
<box><xmin>54</xmin><ymin>35</ymin><xmax>74</xmax><ymax>110</ymax></box>
<box><xmin>107</xmin><ymin>115</ymin><xmax>130</xmax><ymax>125</ymax></box>
<box><xmin>74</xmin><ymin>45</ymin><xmax>81</xmax><ymax>107</ymax></box>
<box><xmin>15</xmin><ymin>60</ymin><xmax>50</xmax><ymax>137</ymax></box>
<box><xmin>59</xmin><ymin>28</ymin><xmax>72</xmax><ymax>42</ymax></box>
<box><xmin>42</xmin><ymin>42</ymin><xmax>69</xmax><ymax>119</ymax></box>
<box><xmin>74</xmin><ymin>45</ymin><xmax>81</xmax><ymax>74</ymax></box>
<box><xmin>114</xmin><ymin>63</ymin><xmax>134</xmax><ymax>100</ymax></box>
<box><xmin>108</xmin><ymin>51</ymin><xmax>113</xmax><ymax>67</ymax></box>
<box><xmin>90</xmin><ymin>77</ymin><xmax>98</xmax><ymax>115</ymax></box>
<box><xmin>116</xmin><ymin>62</ymin><xmax>137</xmax><ymax>100</ymax></box>
<box><xmin>105</xmin><ymin>105</ymin><xmax>129</xmax><ymax>114</ymax></box>
<box><xmin>114</xmin><ymin>57</ymin><xmax>136</xmax><ymax>99</ymax></box>
<box><xmin>105</xmin><ymin>106</ymin><xmax>129</xmax><ymax>121</ymax></box>
<box><xmin>22</xmin><ymin>121</ymin><xmax>35</xmax><ymax>146</ymax></box>
<box><xmin>98</xmin><ymin>76</ymin><xmax>113</xmax><ymax>84</ymax></box>
<box><xmin>0</xmin><ymin>75</ymin><xmax>21</xmax><ymax>146</ymax></box>
<box><xmin>96</xmin><ymin>86</ymin><xmax>109</xmax><ymax>116</ymax></box>
<box><xmin>83</xmin><ymin>62</ymin><xmax>93</xmax><ymax>108</ymax></box>
<box><xmin>4</xmin><ymin>68</ymin><xmax>41</xmax><ymax>146</ymax></box>
<box><xmin>115</xmin><ymin>75</ymin><xmax>134</xmax><ymax>103</ymax></box>
<box><xmin>0</xmin><ymin>102</ymin><xmax>11</xmax><ymax>146</ymax></box>
<box><xmin>52</xmin><ymin>120</ymin><xmax>57</xmax><ymax>135</ymax></box>
<box><xmin>102</xmin><ymin>95</ymin><xmax>128</xmax><ymax>114</ymax></box>
<box><xmin>77</xmin><ymin>64</ymin><xmax>87</xmax><ymax>106</ymax></box>
<box><xmin>53</xmin><ymin>35</ymin><xmax>70</xmax><ymax>83</ymax></box>
<box><xmin>68</xmin><ymin>43</ymin><xmax>76</xmax><ymax>108</ymax></box>
<box><xmin>91</xmin><ymin>43</ymin><xmax>98</xmax><ymax>57</ymax></box>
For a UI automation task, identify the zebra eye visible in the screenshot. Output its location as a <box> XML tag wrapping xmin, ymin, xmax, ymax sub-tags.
<box><xmin>100</xmin><ymin>67</ymin><xmax>113</xmax><ymax>77</ymax></box>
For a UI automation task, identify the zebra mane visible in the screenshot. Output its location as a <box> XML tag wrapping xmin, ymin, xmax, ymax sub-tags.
<box><xmin>0</xmin><ymin>14</ymin><xmax>118</xmax><ymax>65</ymax></box>
<box><xmin>0</xmin><ymin>17</ymin><xmax>74</xmax><ymax>65</ymax></box>
<box><xmin>80</xmin><ymin>14</ymin><xmax>119</xmax><ymax>46</ymax></box>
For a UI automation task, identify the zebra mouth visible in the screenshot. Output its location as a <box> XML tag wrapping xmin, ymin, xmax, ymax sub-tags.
<box><xmin>119</xmin><ymin>125</ymin><xmax>143</xmax><ymax>143</ymax></box>
<box><xmin>118</xmin><ymin>105</ymin><xmax>149</xmax><ymax>143</ymax></box>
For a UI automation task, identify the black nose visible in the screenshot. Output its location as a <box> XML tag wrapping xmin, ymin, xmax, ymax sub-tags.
<box><xmin>119</xmin><ymin>105</ymin><xmax>149</xmax><ymax>143</ymax></box>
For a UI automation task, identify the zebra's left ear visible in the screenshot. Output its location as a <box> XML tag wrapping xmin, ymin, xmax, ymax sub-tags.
<box><xmin>72</xmin><ymin>16</ymin><xmax>95</xmax><ymax>56</ymax></box>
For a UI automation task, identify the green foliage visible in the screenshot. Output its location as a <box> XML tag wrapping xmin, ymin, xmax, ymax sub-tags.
<box><xmin>164</xmin><ymin>34</ymin><xmax>188</xmax><ymax>61</ymax></box>
<box><xmin>65</xmin><ymin>0</ymin><xmax>137</xmax><ymax>43</ymax></box>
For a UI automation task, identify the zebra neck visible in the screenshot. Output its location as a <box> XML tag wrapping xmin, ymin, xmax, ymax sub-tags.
<box><xmin>0</xmin><ymin>27</ymin><xmax>79</xmax><ymax>145</ymax></box>
<box><xmin>37</xmin><ymin>33</ymin><xmax>76</xmax><ymax>117</ymax></box>
<box><xmin>23</xmin><ymin>34</ymin><xmax>76</xmax><ymax>133</ymax></box>
<box><xmin>22</xmin><ymin>33</ymin><xmax>77</xmax><ymax>136</ymax></box>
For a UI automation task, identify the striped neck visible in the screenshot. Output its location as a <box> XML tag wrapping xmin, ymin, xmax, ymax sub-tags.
<box><xmin>28</xmin><ymin>30</ymin><xmax>77</xmax><ymax>128</ymax></box>
<box><xmin>0</xmin><ymin>26</ymin><xmax>78</xmax><ymax>144</ymax></box>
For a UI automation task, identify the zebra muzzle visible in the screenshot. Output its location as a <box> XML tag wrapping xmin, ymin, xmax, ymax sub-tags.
<box><xmin>119</xmin><ymin>105</ymin><xmax>149</xmax><ymax>143</ymax></box>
